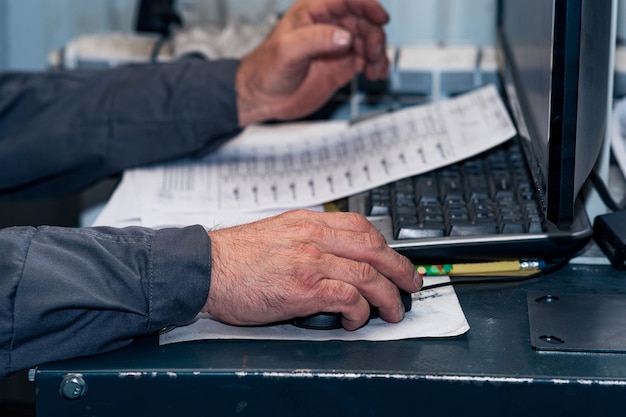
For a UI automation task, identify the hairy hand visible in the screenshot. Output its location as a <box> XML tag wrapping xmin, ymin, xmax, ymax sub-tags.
<box><xmin>236</xmin><ymin>0</ymin><xmax>390</xmax><ymax>126</ymax></box>
<box><xmin>204</xmin><ymin>210</ymin><xmax>422</xmax><ymax>331</ymax></box>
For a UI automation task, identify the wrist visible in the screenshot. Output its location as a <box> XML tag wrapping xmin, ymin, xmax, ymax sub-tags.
<box><xmin>236</xmin><ymin>60</ymin><xmax>272</xmax><ymax>127</ymax></box>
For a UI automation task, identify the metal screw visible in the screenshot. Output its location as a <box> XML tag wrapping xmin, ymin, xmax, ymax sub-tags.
<box><xmin>60</xmin><ymin>374</ymin><xmax>87</xmax><ymax>400</ymax></box>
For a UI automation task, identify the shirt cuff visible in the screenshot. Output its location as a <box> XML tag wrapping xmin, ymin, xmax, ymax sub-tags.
<box><xmin>148</xmin><ymin>225</ymin><xmax>212</xmax><ymax>332</ymax></box>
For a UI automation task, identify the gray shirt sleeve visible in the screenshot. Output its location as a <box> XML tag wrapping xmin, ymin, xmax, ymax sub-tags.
<box><xmin>0</xmin><ymin>58</ymin><xmax>243</xmax><ymax>376</ymax></box>
<box><xmin>0</xmin><ymin>224</ymin><xmax>212</xmax><ymax>377</ymax></box>
<box><xmin>0</xmin><ymin>58</ymin><xmax>242</xmax><ymax>198</ymax></box>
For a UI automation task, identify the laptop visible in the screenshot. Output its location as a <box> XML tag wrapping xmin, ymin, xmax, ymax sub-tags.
<box><xmin>347</xmin><ymin>0</ymin><xmax>615</xmax><ymax>263</ymax></box>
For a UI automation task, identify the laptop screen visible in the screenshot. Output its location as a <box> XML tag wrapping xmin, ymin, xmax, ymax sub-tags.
<box><xmin>496</xmin><ymin>0</ymin><xmax>613</xmax><ymax>228</ymax></box>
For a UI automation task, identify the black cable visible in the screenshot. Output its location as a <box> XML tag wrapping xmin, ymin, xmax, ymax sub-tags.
<box><xmin>150</xmin><ymin>35</ymin><xmax>169</xmax><ymax>63</ymax></box>
<box><xmin>135</xmin><ymin>1</ymin><xmax>183</xmax><ymax>63</ymax></box>
<box><xmin>589</xmin><ymin>169</ymin><xmax>626</xmax><ymax>211</ymax></box>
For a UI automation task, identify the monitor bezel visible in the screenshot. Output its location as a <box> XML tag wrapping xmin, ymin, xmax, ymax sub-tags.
<box><xmin>495</xmin><ymin>0</ymin><xmax>612</xmax><ymax>229</ymax></box>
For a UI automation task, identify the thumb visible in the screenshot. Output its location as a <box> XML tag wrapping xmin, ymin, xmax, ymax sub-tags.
<box><xmin>283</xmin><ymin>25</ymin><xmax>353</xmax><ymax>61</ymax></box>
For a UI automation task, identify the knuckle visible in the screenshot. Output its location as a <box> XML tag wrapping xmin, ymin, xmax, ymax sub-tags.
<box><xmin>347</xmin><ymin>211</ymin><xmax>368</xmax><ymax>223</ymax></box>
<box><xmin>331</xmin><ymin>284</ymin><xmax>361</xmax><ymax>307</ymax></box>
<box><xmin>342</xmin><ymin>212</ymin><xmax>370</xmax><ymax>229</ymax></box>
<box><xmin>297</xmin><ymin>221</ymin><xmax>325</xmax><ymax>239</ymax></box>
<box><xmin>299</xmin><ymin>243</ymin><xmax>324</xmax><ymax>263</ymax></box>
<box><xmin>365</xmin><ymin>230</ymin><xmax>387</xmax><ymax>250</ymax></box>
<box><xmin>353</xmin><ymin>261</ymin><xmax>377</xmax><ymax>284</ymax></box>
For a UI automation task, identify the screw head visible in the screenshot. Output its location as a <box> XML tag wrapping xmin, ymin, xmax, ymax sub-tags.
<box><xmin>60</xmin><ymin>374</ymin><xmax>87</xmax><ymax>400</ymax></box>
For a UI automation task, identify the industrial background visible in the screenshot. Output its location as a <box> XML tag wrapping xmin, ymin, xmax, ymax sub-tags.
<box><xmin>6</xmin><ymin>0</ymin><xmax>624</xmax><ymax>71</ymax></box>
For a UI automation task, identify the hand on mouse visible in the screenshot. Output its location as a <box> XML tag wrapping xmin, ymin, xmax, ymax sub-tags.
<box><xmin>203</xmin><ymin>210</ymin><xmax>422</xmax><ymax>330</ymax></box>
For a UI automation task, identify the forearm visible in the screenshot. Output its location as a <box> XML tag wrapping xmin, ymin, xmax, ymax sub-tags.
<box><xmin>0</xmin><ymin>224</ymin><xmax>211</xmax><ymax>377</ymax></box>
<box><xmin>0</xmin><ymin>59</ymin><xmax>242</xmax><ymax>198</ymax></box>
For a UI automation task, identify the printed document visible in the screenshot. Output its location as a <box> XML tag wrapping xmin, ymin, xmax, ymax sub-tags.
<box><xmin>95</xmin><ymin>84</ymin><xmax>516</xmax><ymax>229</ymax></box>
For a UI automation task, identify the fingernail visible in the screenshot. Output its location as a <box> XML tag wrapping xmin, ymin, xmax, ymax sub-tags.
<box><xmin>398</xmin><ymin>301</ymin><xmax>406</xmax><ymax>319</ymax></box>
<box><xmin>413</xmin><ymin>269</ymin><xmax>424</xmax><ymax>291</ymax></box>
<box><xmin>333</xmin><ymin>29</ymin><xmax>352</xmax><ymax>47</ymax></box>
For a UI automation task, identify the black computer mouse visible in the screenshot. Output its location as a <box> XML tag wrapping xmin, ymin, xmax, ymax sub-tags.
<box><xmin>292</xmin><ymin>289</ymin><xmax>413</xmax><ymax>330</ymax></box>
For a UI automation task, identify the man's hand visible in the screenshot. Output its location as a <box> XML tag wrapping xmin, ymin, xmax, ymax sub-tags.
<box><xmin>236</xmin><ymin>0</ymin><xmax>390</xmax><ymax>126</ymax></box>
<box><xmin>203</xmin><ymin>210</ymin><xmax>422</xmax><ymax>331</ymax></box>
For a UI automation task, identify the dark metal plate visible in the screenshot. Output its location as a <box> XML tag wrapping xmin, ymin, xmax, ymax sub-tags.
<box><xmin>528</xmin><ymin>291</ymin><xmax>626</xmax><ymax>352</ymax></box>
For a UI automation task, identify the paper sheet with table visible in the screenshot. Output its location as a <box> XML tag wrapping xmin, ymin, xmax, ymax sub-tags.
<box><xmin>95</xmin><ymin>84</ymin><xmax>515</xmax><ymax>229</ymax></box>
<box><xmin>95</xmin><ymin>85</ymin><xmax>518</xmax><ymax>343</ymax></box>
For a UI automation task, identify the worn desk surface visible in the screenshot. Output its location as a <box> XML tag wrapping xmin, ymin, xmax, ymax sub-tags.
<box><xmin>36</xmin><ymin>263</ymin><xmax>626</xmax><ymax>416</ymax></box>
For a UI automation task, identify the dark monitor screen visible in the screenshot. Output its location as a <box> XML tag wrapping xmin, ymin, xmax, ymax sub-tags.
<box><xmin>496</xmin><ymin>0</ymin><xmax>613</xmax><ymax>228</ymax></box>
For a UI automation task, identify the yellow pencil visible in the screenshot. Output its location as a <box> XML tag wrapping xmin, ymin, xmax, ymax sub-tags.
<box><xmin>415</xmin><ymin>260</ymin><xmax>545</xmax><ymax>276</ymax></box>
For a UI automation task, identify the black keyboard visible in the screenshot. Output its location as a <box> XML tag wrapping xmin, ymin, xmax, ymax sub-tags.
<box><xmin>365</xmin><ymin>141</ymin><xmax>545</xmax><ymax>240</ymax></box>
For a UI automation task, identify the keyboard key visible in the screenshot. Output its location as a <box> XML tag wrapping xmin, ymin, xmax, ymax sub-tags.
<box><xmin>369</xmin><ymin>204</ymin><xmax>390</xmax><ymax>216</ymax></box>
<box><xmin>394</xmin><ymin>206</ymin><xmax>418</xmax><ymax>217</ymax></box>
<box><xmin>420</xmin><ymin>203</ymin><xmax>444</xmax><ymax>215</ymax></box>
<box><xmin>415</xmin><ymin>175</ymin><xmax>439</xmax><ymax>203</ymax></box>
<box><xmin>474</xmin><ymin>211</ymin><xmax>497</xmax><ymax>222</ymax></box>
<box><xmin>369</xmin><ymin>139</ymin><xmax>547</xmax><ymax>241</ymax></box>
<box><xmin>368</xmin><ymin>186</ymin><xmax>391</xmax><ymax>215</ymax></box>
<box><xmin>527</xmin><ymin>221</ymin><xmax>544</xmax><ymax>234</ymax></box>
<box><xmin>500</xmin><ymin>222</ymin><xmax>526</xmax><ymax>234</ymax></box>
<box><xmin>396</xmin><ymin>222</ymin><xmax>445</xmax><ymax>239</ymax></box>
<box><xmin>449</xmin><ymin>222</ymin><xmax>498</xmax><ymax>236</ymax></box>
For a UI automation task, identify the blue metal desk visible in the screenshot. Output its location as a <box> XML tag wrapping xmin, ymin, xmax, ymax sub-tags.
<box><xmin>35</xmin><ymin>263</ymin><xmax>626</xmax><ymax>416</ymax></box>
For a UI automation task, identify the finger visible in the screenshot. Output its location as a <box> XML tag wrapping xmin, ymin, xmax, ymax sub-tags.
<box><xmin>363</xmin><ymin>23</ymin><xmax>387</xmax><ymax>62</ymax></box>
<box><xmin>316</xmin><ymin>253</ymin><xmax>407</xmax><ymax>324</ymax></box>
<box><xmin>309</xmin><ymin>212</ymin><xmax>420</xmax><ymax>292</ymax></box>
<box><xmin>324</xmin><ymin>0</ymin><xmax>390</xmax><ymax>26</ymax></box>
<box><xmin>364</xmin><ymin>55</ymin><xmax>390</xmax><ymax>80</ymax></box>
<box><xmin>313</xmin><ymin>278</ymin><xmax>372</xmax><ymax>330</ymax></box>
<box><xmin>279</xmin><ymin>24</ymin><xmax>354</xmax><ymax>63</ymax></box>
<box><xmin>349</xmin><ymin>0</ymin><xmax>390</xmax><ymax>25</ymax></box>
<box><xmin>334</xmin><ymin>15</ymin><xmax>387</xmax><ymax>62</ymax></box>
<box><xmin>302</xmin><ymin>0</ymin><xmax>389</xmax><ymax>52</ymax></box>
